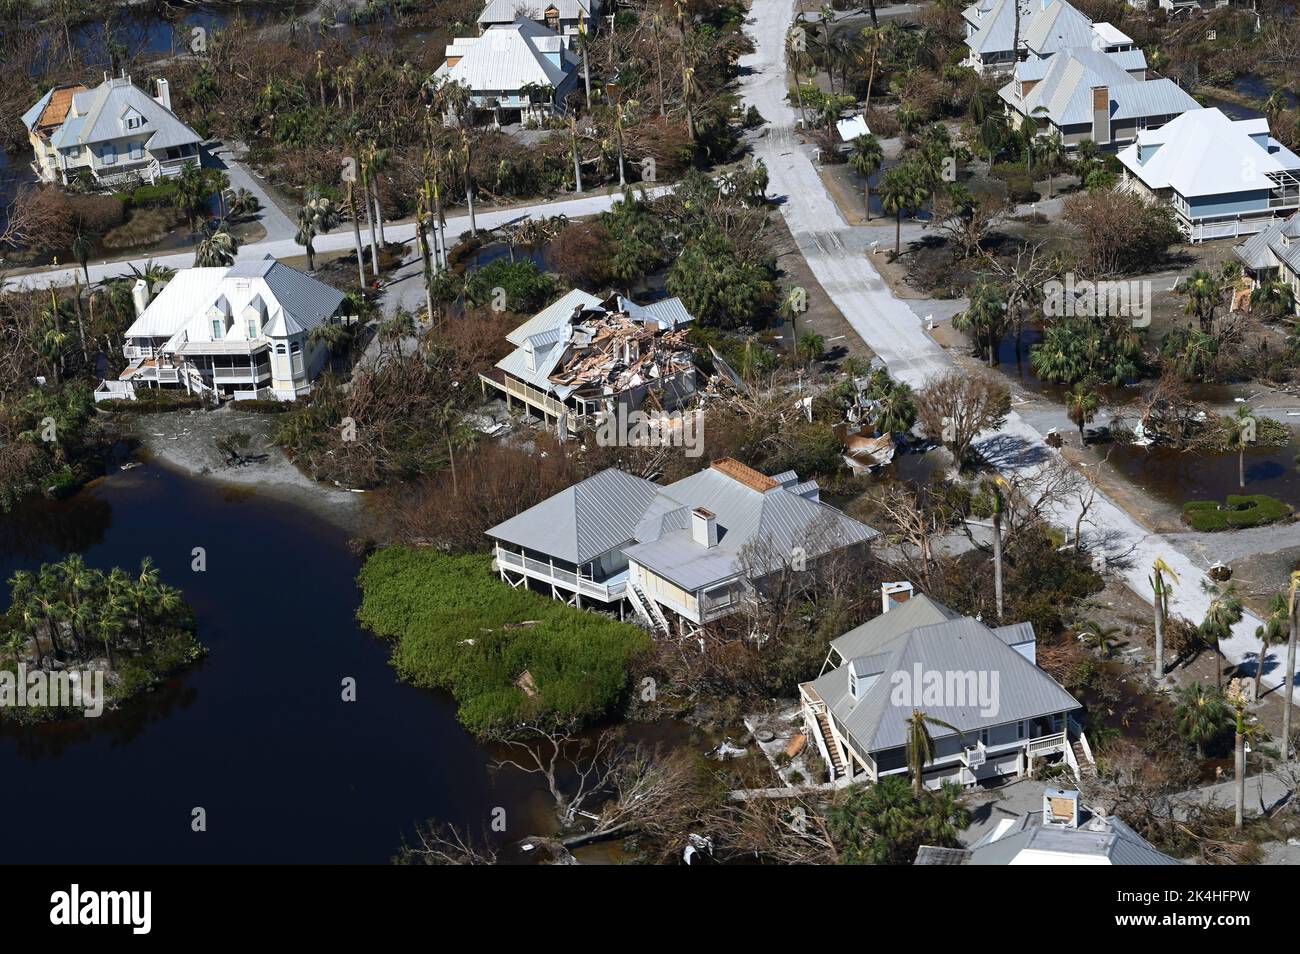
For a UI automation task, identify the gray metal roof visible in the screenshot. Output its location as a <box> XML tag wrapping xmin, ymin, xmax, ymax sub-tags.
<box><xmin>914</xmin><ymin>846</ymin><xmax>973</xmax><ymax>865</ymax></box>
<box><xmin>487</xmin><ymin>460</ymin><xmax>878</xmax><ymax>590</ymax></box>
<box><xmin>829</xmin><ymin>594</ymin><xmax>961</xmax><ymax>661</ymax></box>
<box><xmin>623</xmin><ymin>465</ymin><xmax>878</xmax><ymax>591</ymax></box>
<box><xmin>1236</xmin><ymin>212</ymin><xmax>1300</xmax><ymax>273</ymax></box>
<box><xmin>56</xmin><ymin>76</ymin><xmax>200</xmax><ymax>152</ymax></box>
<box><xmin>967</xmin><ymin>810</ymin><xmax>1181</xmax><ymax>864</ymax></box>
<box><xmin>1023</xmin><ymin>0</ymin><xmax>1094</xmax><ymax>54</ymax></box>
<box><xmin>808</xmin><ymin>611</ymin><xmax>1080</xmax><ymax>754</ymax></box>
<box><xmin>485</xmin><ymin>467</ymin><xmax>662</xmax><ymax>564</ymax></box>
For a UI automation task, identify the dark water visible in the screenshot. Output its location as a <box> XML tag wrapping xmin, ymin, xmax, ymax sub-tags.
<box><xmin>1105</xmin><ymin>438</ymin><xmax>1300</xmax><ymax>511</ymax></box>
<box><xmin>0</xmin><ymin>461</ymin><xmax>552</xmax><ymax>863</ymax></box>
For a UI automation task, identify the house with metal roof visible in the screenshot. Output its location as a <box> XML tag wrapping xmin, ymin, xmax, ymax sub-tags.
<box><xmin>962</xmin><ymin>0</ymin><xmax>1135</xmax><ymax>76</ymax></box>
<box><xmin>478</xmin><ymin>0</ymin><xmax>603</xmax><ymax>36</ymax></box>
<box><xmin>1234</xmin><ymin>210</ymin><xmax>1300</xmax><ymax>312</ymax></box>
<box><xmin>23</xmin><ymin>72</ymin><xmax>200</xmax><ymax>187</ymax></box>
<box><xmin>435</xmin><ymin>18</ymin><xmax>580</xmax><ymax>125</ymax></box>
<box><xmin>486</xmin><ymin>458</ymin><xmax>878</xmax><ymax>633</ymax></box>
<box><xmin>479</xmin><ymin>289</ymin><xmax>698</xmax><ymax>431</ymax></box>
<box><xmin>916</xmin><ymin>788</ymin><xmax>1181</xmax><ymax>864</ymax></box>
<box><xmin>1118</xmin><ymin>108</ymin><xmax>1300</xmax><ymax>242</ymax></box>
<box><xmin>799</xmin><ymin>590</ymin><xmax>1091</xmax><ymax>787</ymax></box>
<box><xmin>117</xmin><ymin>256</ymin><xmax>346</xmax><ymax>401</ymax></box>
<box><xmin>998</xmin><ymin>44</ymin><xmax>1197</xmax><ymax>150</ymax></box>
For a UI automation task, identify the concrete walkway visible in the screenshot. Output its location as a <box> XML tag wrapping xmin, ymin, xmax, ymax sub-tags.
<box><xmin>739</xmin><ymin>0</ymin><xmax>1289</xmax><ymax>704</ymax></box>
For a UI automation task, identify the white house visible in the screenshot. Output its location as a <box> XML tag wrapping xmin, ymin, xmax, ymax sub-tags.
<box><xmin>486</xmin><ymin>458</ymin><xmax>878</xmax><ymax>634</ymax></box>
<box><xmin>963</xmin><ymin>0</ymin><xmax>1136</xmax><ymax>76</ymax></box>
<box><xmin>119</xmin><ymin>256</ymin><xmax>346</xmax><ymax>401</ymax></box>
<box><xmin>1118</xmin><ymin>108</ymin><xmax>1300</xmax><ymax>242</ymax></box>
<box><xmin>436</xmin><ymin>18</ymin><xmax>581</xmax><ymax>125</ymax></box>
<box><xmin>916</xmin><ymin>788</ymin><xmax>1182</xmax><ymax>864</ymax></box>
<box><xmin>799</xmin><ymin>589</ymin><xmax>1093</xmax><ymax>788</ymax></box>
<box><xmin>22</xmin><ymin>72</ymin><xmax>201</xmax><ymax>188</ymax></box>
<box><xmin>478</xmin><ymin>0</ymin><xmax>603</xmax><ymax>36</ymax></box>
<box><xmin>478</xmin><ymin>289</ymin><xmax>698</xmax><ymax>430</ymax></box>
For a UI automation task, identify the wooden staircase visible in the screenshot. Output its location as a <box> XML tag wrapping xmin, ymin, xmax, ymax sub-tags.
<box><xmin>1071</xmin><ymin>739</ymin><xmax>1096</xmax><ymax>780</ymax></box>
<box><xmin>816</xmin><ymin>711</ymin><xmax>845</xmax><ymax>777</ymax></box>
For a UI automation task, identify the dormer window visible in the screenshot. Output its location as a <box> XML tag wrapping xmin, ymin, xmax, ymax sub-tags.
<box><xmin>126</xmin><ymin>116</ymin><xmax>142</xmax><ymax>129</ymax></box>
<box><xmin>848</xmin><ymin>671</ymin><xmax>859</xmax><ymax>699</ymax></box>
<box><xmin>247</xmin><ymin>319</ymin><xmax>259</xmax><ymax>339</ymax></box>
<box><xmin>211</xmin><ymin>319</ymin><xmax>224</xmax><ymax>339</ymax></box>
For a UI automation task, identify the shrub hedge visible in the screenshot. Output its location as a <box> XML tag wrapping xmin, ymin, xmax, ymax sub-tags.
<box><xmin>356</xmin><ymin>548</ymin><xmax>652</xmax><ymax>736</ymax></box>
<box><xmin>1182</xmin><ymin>494</ymin><xmax>1293</xmax><ymax>532</ymax></box>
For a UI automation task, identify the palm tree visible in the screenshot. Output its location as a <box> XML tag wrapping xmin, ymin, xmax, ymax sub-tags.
<box><xmin>798</xmin><ymin>332</ymin><xmax>825</xmax><ymax>368</ymax></box>
<box><xmin>1174</xmin><ymin>681</ymin><xmax>1228</xmax><ymax>759</ymax></box>
<box><xmin>873</xmin><ymin>382</ymin><xmax>916</xmax><ymax>436</ymax></box>
<box><xmin>1150</xmin><ymin>557</ymin><xmax>1179</xmax><ymax>679</ymax></box>
<box><xmin>457</xmin><ymin>130</ymin><xmax>478</xmax><ymax>237</ymax></box>
<box><xmin>346</xmin><ymin>179</ymin><xmax>368</xmax><ymax>287</ymax></box>
<box><xmin>1250</xmin><ymin>277</ymin><xmax>1297</xmax><ymax>318</ymax></box>
<box><xmin>194</xmin><ymin>224</ymin><xmax>238</xmax><ymax>267</ymax></box>
<box><xmin>1282</xmin><ymin>571</ymin><xmax>1300</xmax><ymax>762</ymax></box>
<box><xmin>878</xmin><ymin>164</ymin><xmax>920</xmax><ymax>256</ymax></box>
<box><xmin>847</xmin><ymin>134</ymin><xmax>883</xmax><ymax>221</ymax></box>
<box><xmin>1253</xmin><ymin>593</ymin><xmax>1289</xmax><ymax>702</ymax></box>
<box><xmin>1065</xmin><ymin>383</ymin><xmax>1099</xmax><ymax>444</ymax></box>
<box><xmin>1078</xmin><ymin>619</ymin><xmax>1124</xmax><ymax>657</ymax></box>
<box><xmin>1225</xmin><ymin>681</ymin><xmax>1262</xmax><ymax>830</ymax></box>
<box><xmin>1199</xmin><ymin>581</ymin><xmax>1244</xmax><ymax>691</ymax></box>
<box><xmin>681</xmin><ymin>64</ymin><xmax>699</xmax><ymax>143</ymax></box>
<box><xmin>295</xmin><ymin>191</ymin><xmax>340</xmax><ymax>273</ymax></box>
<box><xmin>1181</xmin><ymin>268</ymin><xmax>1222</xmax><ymax>334</ymax></box>
<box><xmin>1224</xmin><ymin>405</ymin><xmax>1255</xmax><ymax>489</ymax></box>
<box><xmin>1040</xmin><ymin>131</ymin><xmax>1067</xmax><ymax>197</ymax></box>
<box><xmin>953</xmin><ymin>278</ymin><xmax>1007</xmax><ymax>366</ymax></box>
<box><xmin>905</xmin><ymin>709</ymin><xmax>963</xmax><ymax>795</ymax></box>
<box><xmin>175</xmin><ymin>162</ymin><xmax>215</xmax><ymax>234</ymax></box>
<box><xmin>987</xmin><ymin>476</ymin><xmax>1008</xmax><ymax>621</ymax></box>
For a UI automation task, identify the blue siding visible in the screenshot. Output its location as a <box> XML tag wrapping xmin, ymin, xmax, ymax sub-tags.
<box><xmin>1187</xmin><ymin>190</ymin><xmax>1270</xmax><ymax>218</ymax></box>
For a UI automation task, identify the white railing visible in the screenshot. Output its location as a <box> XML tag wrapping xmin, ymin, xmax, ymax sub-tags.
<box><xmin>1025</xmin><ymin>730</ymin><xmax>1067</xmax><ymax>756</ymax></box>
<box><xmin>493</xmin><ymin>547</ymin><xmax>624</xmax><ymax>600</ymax></box>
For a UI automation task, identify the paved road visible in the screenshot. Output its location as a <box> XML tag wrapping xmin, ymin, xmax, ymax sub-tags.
<box><xmin>739</xmin><ymin>0</ymin><xmax>1289</xmax><ymax>701</ymax></box>
<box><xmin>6</xmin><ymin>187</ymin><xmax>666</xmax><ymax>292</ymax></box>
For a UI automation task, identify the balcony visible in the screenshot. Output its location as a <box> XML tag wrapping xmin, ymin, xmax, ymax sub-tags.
<box><xmin>493</xmin><ymin>546</ymin><xmax>626</xmax><ymax>602</ymax></box>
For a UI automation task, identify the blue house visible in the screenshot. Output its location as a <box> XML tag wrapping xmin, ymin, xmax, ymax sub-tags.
<box><xmin>1117</xmin><ymin>108</ymin><xmax>1300</xmax><ymax>242</ymax></box>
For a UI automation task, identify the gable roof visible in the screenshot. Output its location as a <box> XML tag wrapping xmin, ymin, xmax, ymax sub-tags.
<box><xmin>486</xmin><ymin>467</ymin><xmax>663</xmax><ymax>564</ymax></box>
<box><xmin>436</xmin><ymin>18</ymin><xmax>578</xmax><ymax>92</ymax></box>
<box><xmin>1118</xmin><ymin>108</ymin><xmax>1300</xmax><ymax>198</ymax></box>
<box><xmin>829</xmin><ymin>593</ymin><xmax>961</xmax><ymax>661</ymax></box>
<box><xmin>807</xmin><ymin>609</ymin><xmax>1080</xmax><ymax>754</ymax></box>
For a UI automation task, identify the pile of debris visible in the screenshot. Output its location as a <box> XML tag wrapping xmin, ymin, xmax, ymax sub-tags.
<box><xmin>548</xmin><ymin>310</ymin><xmax>695</xmax><ymax>399</ymax></box>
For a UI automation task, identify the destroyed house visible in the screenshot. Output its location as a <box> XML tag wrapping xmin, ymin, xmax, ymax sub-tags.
<box><xmin>479</xmin><ymin>289</ymin><xmax>698</xmax><ymax>430</ymax></box>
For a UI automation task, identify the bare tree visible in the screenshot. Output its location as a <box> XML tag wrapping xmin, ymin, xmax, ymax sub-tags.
<box><xmin>916</xmin><ymin>370</ymin><xmax>1011</xmax><ymax>468</ymax></box>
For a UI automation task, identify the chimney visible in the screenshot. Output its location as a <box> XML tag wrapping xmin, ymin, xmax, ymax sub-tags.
<box><xmin>881</xmin><ymin>581</ymin><xmax>914</xmax><ymax>613</ymax></box>
<box><xmin>132</xmin><ymin>278</ymin><xmax>152</xmax><ymax>317</ymax></box>
<box><xmin>1043</xmin><ymin>788</ymin><xmax>1081</xmax><ymax>828</ymax></box>
<box><xmin>154</xmin><ymin>77</ymin><xmax>171</xmax><ymax>111</ymax></box>
<box><xmin>691</xmin><ymin>507</ymin><xmax>718</xmax><ymax>548</ymax></box>
<box><xmin>1091</xmin><ymin>86</ymin><xmax>1110</xmax><ymax>145</ymax></box>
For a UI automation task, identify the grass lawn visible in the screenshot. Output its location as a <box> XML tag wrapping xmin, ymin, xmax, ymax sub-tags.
<box><xmin>357</xmin><ymin>547</ymin><xmax>652</xmax><ymax>736</ymax></box>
